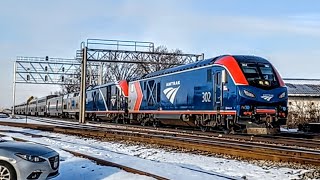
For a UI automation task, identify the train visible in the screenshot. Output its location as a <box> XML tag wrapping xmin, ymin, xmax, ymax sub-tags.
<box><xmin>14</xmin><ymin>55</ymin><xmax>288</xmax><ymax>133</ymax></box>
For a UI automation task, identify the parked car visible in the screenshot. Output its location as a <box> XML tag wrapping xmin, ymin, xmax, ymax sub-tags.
<box><xmin>0</xmin><ymin>113</ymin><xmax>8</xmax><ymax>118</ymax></box>
<box><xmin>0</xmin><ymin>139</ymin><xmax>59</xmax><ymax>180</ymax></box>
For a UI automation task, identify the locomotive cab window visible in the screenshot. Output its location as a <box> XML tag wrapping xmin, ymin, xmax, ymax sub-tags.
<box><xmin>215</xmin><ymin>72</ymin><xmax>221</xmax><ymax>85</ymax></box>
<box><xmin>240</xmin><ymin>63</ymin><xmax>279</xmax><ymax>89</ymax></box>
<box><xmin>207</xmin><ymin>69</ymin><xmax>212</xmax><ymax>82</ymax></box>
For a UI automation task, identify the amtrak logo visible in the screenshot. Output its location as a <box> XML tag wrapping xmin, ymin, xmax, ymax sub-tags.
<box><xmin>261</xmin><ymin>94</ymin><xmax>274</xmax><ymax>101</ymax></box>
<box><xmin>163</xmin><ymin>86</ymin><xmax>180</xmax><ymax>104</ymax></box>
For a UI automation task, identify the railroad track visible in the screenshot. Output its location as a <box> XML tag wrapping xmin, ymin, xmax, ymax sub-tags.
<box><xmin>23</xmin><ymin>116</ymin><xmax>320</xmax><ymax>150</ymax></box>
<box><xmin>1</xmin><ymin>117</ymin><xmax>320</xmax><ymax>166</ymax></box>
<box><xmin>0</xmin><ymin>130</ymin><xmax>238</xmax><ymax>180</ymax></box>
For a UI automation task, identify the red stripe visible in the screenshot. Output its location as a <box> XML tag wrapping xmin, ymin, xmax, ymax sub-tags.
<box><xmin>119</xmin><ymin>80</ymin><xmax>129</xmax><ymax>96</ymax></box>
<box><xmin>134</xmin><ymin>82</ymin><xmax>143</xmax><ymax>111</ymax></box>
<box><xmin>256</xmin><ymin>109</ymin><xmax>276</xmax><ymax>114</ymax></box>
<box><xmin>214</xmin><ymin>56</ymin><xmax>249</xmax><ymax>85</ymax></box>
<box><xmin>86</xmin><ymin>111</ymin><xmax>124</xmax><ymax>114</ymax></box>
<box><xmin>130</xmin><ymin>110</ymin><xmax>236</xmax><ymax>115</ymax></box>
<box><xmin>86</xmin><ymin>110</ymin><xmax>237</xmax><ymax>115</ymax></box>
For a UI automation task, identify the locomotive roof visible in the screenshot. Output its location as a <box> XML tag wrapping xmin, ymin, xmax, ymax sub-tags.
<box><xmin>88</xmin><ymin>81</ymin><xmax>117</xmax><ymax>90</ymax></box>
<box><xmin>141</xmin><ymin>55</ymin><xmax>270</xmax><ymax>79</ymax></box>
<box><xmin>232</xmin><ymin>55</ymin><xmax>270</xmax><ymax>64</ymax></box>
<box><xmin>141</xmin><ymin>55</ymin><xmax>223</xmax><ymax>79</ymax></box>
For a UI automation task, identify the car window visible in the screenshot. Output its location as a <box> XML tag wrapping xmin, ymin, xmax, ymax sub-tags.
<box><xmin>0</xmin><ymin>114</ymin><xmax>8</xmax><ymax>118</ymax></box>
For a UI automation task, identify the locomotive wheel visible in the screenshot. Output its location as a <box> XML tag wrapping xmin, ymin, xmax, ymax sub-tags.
<box><xmin>152</xmin><ymin>120</ymin><xmax>160</xmax><ymax>128</ymax></box>
<box><xmin>140</xmin><ymin>121</ymin><xmax>146</xmax><ymax>126</ymax></box>
<box><xmin>122</xmin><ymin>118</ymin><xmax>129</xmax><ymax>124</ymax></box>
<box><xmin>200</xmin><ymin>125</ymin><xmax>208</xmax><ymax>132</ymax></box>
<box><xmin>114</xmin><ymin>116</ymin><xmax>123</xmax><ymax>124</ymax></box>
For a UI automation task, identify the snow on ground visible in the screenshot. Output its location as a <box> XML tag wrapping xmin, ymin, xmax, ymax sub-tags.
<box><xmin>280</xmin><ymin>127</ymin><xmax>299</xmax><ymax>133</ymax></box>
<box><xmin>0</xmin><ymin>129</ymin><xmax>153</xmax><ymax>180</ymax></box>
<box><xmin>0</xmin><ymin>117</ymin><xmax>312</xmax><ymax>180</ymax></box>
<box><xmin>50</xmin><ymin>149</ymin><xmax>154</xmax><ymax>180</ymax></box>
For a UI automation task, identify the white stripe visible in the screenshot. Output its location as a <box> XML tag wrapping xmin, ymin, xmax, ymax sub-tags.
<box><xmin>169</xmin><ymin>86</ymin><xmax>180</xmax><ymax>104</ymax></box>
<box><xmin>166</xmin><ymin>88</ymin><xmax>177</xmax><ymax>100</ymax></box>
<box><xmin>163</xmin><ymin>87</ymin><xmax>174</xmax><ymax>95</ymax></box>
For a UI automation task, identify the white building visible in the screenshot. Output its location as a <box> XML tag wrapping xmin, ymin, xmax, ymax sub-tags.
<box><xmin>284</xmin><ymin>79</ymin><xmax>320</xmax><ymax>126</ymax></box>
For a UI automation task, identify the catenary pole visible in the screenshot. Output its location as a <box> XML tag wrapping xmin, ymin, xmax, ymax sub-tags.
<box><xmin>79</xmin><ymin>47</ymin><xmax>87</xmax><ymax>123</ymax></box>
<box><xmin>12</xmin><ymin>61</ymin><xmax>17</xmax><ymax>116</ymax></box>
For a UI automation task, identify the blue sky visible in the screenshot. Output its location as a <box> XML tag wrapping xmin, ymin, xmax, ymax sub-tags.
<box><xmin>1</xmin><ymin>0</ymin><xmax>320</xmax><ymax>107</ymax></box>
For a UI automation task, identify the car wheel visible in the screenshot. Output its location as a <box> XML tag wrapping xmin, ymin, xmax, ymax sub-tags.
<box><xmin>0</xmin><ymin>161</ymin><xmax>17</xmax><ymax>180</ymax></box>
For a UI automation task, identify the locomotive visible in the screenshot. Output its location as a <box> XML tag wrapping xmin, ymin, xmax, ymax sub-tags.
<box><xmin>14</xmin><ymin>55</ymin><xmax>288</xmax><ymax>133</ymax></box>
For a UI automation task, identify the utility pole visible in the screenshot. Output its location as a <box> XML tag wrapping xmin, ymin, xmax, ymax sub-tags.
<box><xmin>12</xmin><ymin>61</ymin><xmax>17</xmax><ymax>117</ymax></box>
<box><xmin>79</xmin><ymin>47</ymin><xmax>87</xmax><ymax>123</ymax></box>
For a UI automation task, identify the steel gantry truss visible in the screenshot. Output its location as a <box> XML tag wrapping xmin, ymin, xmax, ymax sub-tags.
<box><xmin>78</xmin><ymin>39</ymin><xmax>205</xmax><ymax>123</ymax></box>
<box><xmin>15</xmin><ymin>56</ymin><xmax>80</xmax><ymax>85</ymax></box>
<box><xmin>85</xmin><ymin>39</ymin><xmax>202</xmax><ymax>64</ymax></box>
<box><xmin>12</xmin><ymin>56</ymin><xmax>81</xmax><ymax>115</ymax></box>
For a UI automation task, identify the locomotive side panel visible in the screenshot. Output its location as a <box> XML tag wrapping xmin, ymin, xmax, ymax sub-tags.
<box><xmin>160</xmin><ymin>67</ymin><xmax>213</xmax><ymax>111</ymax></box>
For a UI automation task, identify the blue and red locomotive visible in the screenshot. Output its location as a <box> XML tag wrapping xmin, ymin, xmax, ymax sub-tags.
<box><xmin>14</xmin><ymin>55</ymin><xmax>288</xmax><ymax>133</ymax></box>
<box><xmin>128</xmin><ymin>55</ymin><xmax>288</xmax><ymax>131</ymax></box>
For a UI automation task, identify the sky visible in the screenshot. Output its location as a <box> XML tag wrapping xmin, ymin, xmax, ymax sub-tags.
<box><xmin>1</xmin><ymin>0</ymin><xmax>320</xmax><ymax>107</ymax></box>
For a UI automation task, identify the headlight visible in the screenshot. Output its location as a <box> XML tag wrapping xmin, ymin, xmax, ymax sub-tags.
<box><xmin>279</xmin><ymin>92</ymin><xmax>286</xmax><ymax>98</ymax></box>
<box><xmin>15</xmin><ymin>153</ymin><xmax>46</xmax><ymax>162</ymax></box>
<box><xmin>243</xmin><ymin>90</ymin><xmax>255</xmax><ymax>98</ymax></box>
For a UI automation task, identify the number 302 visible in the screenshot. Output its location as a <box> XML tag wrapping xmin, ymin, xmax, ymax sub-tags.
<box><xmin>202</xmin><ymin>92</ymin><xmax>211</xmax><ymax>102</ymax></box>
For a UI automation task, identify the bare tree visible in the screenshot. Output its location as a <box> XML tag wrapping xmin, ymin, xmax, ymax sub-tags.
<box><xmin>61</xmin><ymin>45</ymin><xmax>188</xmax><ymax>92</ymax></box>
<box><xmin>60</xmin><ymin>68</ymin><xmax>81</xmax><ymax>94</ymax></box>
<box><xmin>102</xmin><ymin>45</ymin><xmax>187</xmax><ymax>83</ymax></box>
<box><xmin>137</xmin><ymin>46</ymin><xmax>187</xmax><ymax>74</ymax></box>
<box><xmin>103</xmin><ymin>63</ymin><xmax>142</xmax><ymax>82</ymax></box>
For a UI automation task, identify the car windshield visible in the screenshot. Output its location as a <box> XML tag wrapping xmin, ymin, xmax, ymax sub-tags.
<box><xmin>240</xmin><ymin>62</ymin><xmax>279</xmax><ymax>89</ymax></box>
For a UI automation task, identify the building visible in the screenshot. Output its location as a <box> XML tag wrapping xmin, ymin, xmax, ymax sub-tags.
<box><xmin>284</xmin><ymin>78</ymin><xmax>320</xmax><ymax>126</ymax></box>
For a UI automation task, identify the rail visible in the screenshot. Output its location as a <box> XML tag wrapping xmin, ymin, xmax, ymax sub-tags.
<box><xmin>0</xmin><ymin>118</ymin><xmax>320</xmax><ymax>166</ymax></box>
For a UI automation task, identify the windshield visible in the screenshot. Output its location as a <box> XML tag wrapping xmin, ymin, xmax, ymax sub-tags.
<box><xmin>240</xmin><ymin>63</ymin><xmax>279</xmax><ymax>89</ymax></box>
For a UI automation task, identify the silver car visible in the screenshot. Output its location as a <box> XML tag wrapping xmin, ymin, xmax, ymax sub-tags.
<box><xmin>0</xmin><ymin>140</ymin><xmax>59</xmax><ymax>180</ymax></box>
